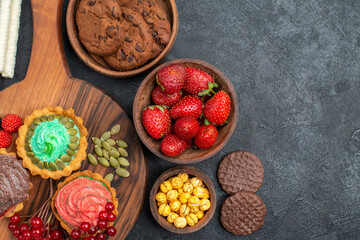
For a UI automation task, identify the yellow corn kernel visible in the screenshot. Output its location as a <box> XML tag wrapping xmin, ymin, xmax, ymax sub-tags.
<box><xmin>182</xmin><ymin>182</ymin><xmax>194</xmax><ymax>193</ymax></box>
<box><xmin>179</xmin><ymin>192</ymin><xmax>191</xmax><ymax>204</ymax></box>
<box><xmin>199</xmin><ymin>199</ymin><xmax>211</xmax><ymax>211</ymax></box>
<box><xmin>166</xmin><ymin>190</ymin><xmax>178</xmax><ymax>202</ymax></box>
<box><xmin>202</xmin><ymin>188</ymin><xmax>210</xmax><ymax>199</ymax></box>
<box><xmin>190</xmin><ymin>207</ymin><xmax>200</xmax><ymax>214</ymax></box>
<box><xmin>160</xmin><ymin>180</ymin><xmax>173</xmax><ymax>193</ymax></box>
<box><xmin>196</xmin><ymin>211</ymin><xmax>204</xmax><ymax>220</ymax></box>
<box><xmin>158</xmin><ymin>204</ymin><xmax>171</xmax><ymax>217</ymax></box>
<box><xmin>186</xmin><ymin>213</ymin><xmax>198</xmax><ymax>226</ymax></box>
<box><xmin>178</xmin><ymin>173</ymin><xmax>189</xmax><ymax>182</ymax></box>
<box><xmin>171</xmin><ymin>177</ymin><xmax>184</xmax><ymax>189</ymax></box>
<box><xmin>179</xmin><ymin>204</ymin><xmax>190</xmax><ymax>216</ymax></box>
<box><xmin>190</xmin><ymin>177</ymin><xmax>203</xmax><ymax>188</ymax></box>
<box><xmin>174</xmin><ymin>217</ymin><xmax>187</xmax><ymax>228</ymax></box>
<box><xmin>188</xmin><ymin>196</ymin><xmax>200</xmax><ymax>208</ymax></box>
<box><xmin>155</xmin><ymin>192</ymin><xmax>167</xmax><ymax>204</ymax></box>
<box><xmin>167</xmin><ymin>212</ymin><xmax>179</xmax><ymax>224</ymax></box>
<box><xmin>193</xmin><ymin>186</ymin><xmax>205</xmax><ymax>198</ymax></box>
<box><xmin>169</xmin><ymin>200</ymin><xmax>181</xmax><ymax>212</ymax></box>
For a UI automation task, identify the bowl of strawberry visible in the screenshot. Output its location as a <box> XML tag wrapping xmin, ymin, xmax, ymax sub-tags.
<box><xmin>133</xmin><ymin>59</ymin><xmax>239</xmax><ymax>164</ymax></box>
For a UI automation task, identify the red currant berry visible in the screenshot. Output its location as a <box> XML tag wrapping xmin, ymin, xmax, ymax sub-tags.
<box><xmin>98</xmin><ymin>211</ymin><xmax>108</xmax><ymax>221</ymax></box>
<box><xmin>97</xmin><ymin>220</ymin><xmax>107</xmax><ymax>229</ymax></box>
<box><xmin>31</xmin><ymin>228</ymin><xmax>43</xmax><ymax>238</ymax></box>
<box><xmin>18</xmin><ymin>236</ymin><xmax>25</xmax><ymax>240</ymax></box>
<box><xmin>12</xmin><ymin>227</ymin><xmax>21</xmax><ymax>237</ymax></box>
<box><xmin>104</xmin><ymin>202</ymin><xmax>114</xmax><ymax>212</ymax></box>
<box><xmin>80</xmin><ymin>222</ymin><xmax>91</xmax><ymax>232</ymax></box>
<box><xmin>21</xmin><ymin>230</ymin><xmax>32</xmax><ymax>240</ymax></box>
<box><xmin>105</xmin><ymin>227</ymin><xmax>117</xmax><ymax>236</ymax></box>
<box><xmin>70</xmin><ymin>229</ymin><xmax>81</xmax><ymax>239</ymax></box>
<box><xmin>106</xmin><ymin>212</ymin><xmax>116</xmax><ymax>222</ymax></box>
<box><xmin>31</xmin><ymin>217</ymin><xmax>43</xmax><ymax>228</ymax></box>
<box><xmin>88</xmin><ymin>236</ymin><xmax>96</xmax><ymax>240</ymax></box>
<box><xmin>82</xmin><ymin>237</ymin><xmax>90</xmax><ymax>240</ymax></box>
<box><xmin>10</xmin><ymin>213</ymin><xmax>21</xmax><ymax>223</ymax></box>
<box><xmin>19</xmin><ymin>223</ymin><xmax>29</xmax><ymax>233</ymax></box>
<box><xmin>89</xmin><ymin>226</ymin><xmax>98</xmax><ymax>235</ymax></box>
<box><xmin>8</xmin><ymin>222</ymin><xmax>18</xmax><ymax>232</ymax></box>
<box><xmin>50</xmin><ymin>229</ymin><xmax>63</xmax><ymax>239</ymax></box>
<box><xmin>95</xmin><ymin>233</ymin><xmax>106</xmax><ymax>240</ymax></box>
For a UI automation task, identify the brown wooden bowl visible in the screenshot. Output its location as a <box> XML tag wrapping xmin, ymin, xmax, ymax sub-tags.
<box><xmin>133</xmin><ymin>59</ymin><xmax>239</xmax><ymax>164</ymax></box>
<box><xmin>149</xmin><ymin>166</ymin><xmax>217</xmax><ymax>234</ymax></box>
<box><xmin>66</xmin><ymin>0</ymin><xmax>179</xmax><ymax>78</ymax></box>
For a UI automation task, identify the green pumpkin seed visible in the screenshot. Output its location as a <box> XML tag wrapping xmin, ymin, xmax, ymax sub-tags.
<box><xmin>92</xmin><ymin>137</ymin><xmax>102</xmax><ymax>147</ymax></box>
<box><xmin>27</xmin><ymin>131</ymin><xmax>34</xmax><ymax>138</ymax></box>
<box><xmin>29</xmin><ymin>124</ymin><xmax>37</xmax><ymax>131</ymax></box>
<box><xmin>56</xmin><ymin>160</ymin><xmax>65</xmax><ymax>170</ymax></box>
<box><xmin>110</xmin><ymin>124</ymin><xmax>121</xmax><ymax>135</ymax></box>
<box><xmin>40</xmin><ymin>116</ymin><xmax>48</xmax><ymax>122</ymax></box>
<box><xmin>66</xmin><ymin>149</ymin><xmax>76</xmax><ymax>156</ymax></box>
<box><xmin>116</xmin><ymin>140</ymin><xmax>128</xmax><ymax>148</ymax></box>
<box><xmin>25</xmin><ymin>144</ymin><xmax>31</xmax><ymax>152</ymax></box>
<box><xmin>109</xmin><ymin>157</ymin><xmax>120</xmax><ymax>168</ymax></box>
<box><xmin>103</xmin><ymin>149</ymin><xmax>110</xmax><ymax>160</ymax></box>
<box><xmin>106</xmin><ymin>139</ymin><xmax>116</xmax><ymax>146</ymax></box>
<box><xmin>69</xmin><ymin>143</ymin><xmax>79</xmax><ymax>151</ymax></box>
<box><xmin>44</xmin><ymin>162</ymin><xmax>50</xmax><ymax>169</ymax></box>
<box><xmin>118</xmin><ymin>148</ymin><xmax>128</xmax><ymax>157</ymax></box>
<box><xmin>37</xmin><ymin>161</ymin><xmax>44</xmax><ymax>169</ymax></box>
<box><xmin>98</xmin><ymin>157</ymin><xmax>110</xmax><ymax>167</ymax></box>
<box><xmin>55</xmin><ymin>114</ymin><xmax>62</xmax><ymax>119</ymax></box>
<box><xmin>104</xmin><ymin>173</ymin><xmax>114</xmax><ymax>182</ymax></box>
<box><xmin>34</xmin><ymin>118</ymin><xmax>42</xmax><ymax>125</ymax></box>
<box><xmin>111</xmin><ymin>146</ymin><xmax>117</xmax><ymax>151</ymax></box>
<box><xmin>49</xmin><ymin>162</ymin><xmax>57</xmax><ymax>171</ymax></box>
<box><xmin>47</xmin><ymin>115</ymin><xmax>54</xmax><ymax>121</ymax></box>
<box><xmin>27</xmin><ymin>152</ymin><xmax>35</xmax><ymax>158</ymax></box>
<box><xmin>70</xmin><ymin>136</ymin><xmax>79</xmax><ymax>143</ymax></box>
<box><xmin>109</xmin><ymin>150</ymin><xmax>119</xmax><ymax>158</ymax></box>
<box><xmin>94</xmin><ymin>145</ymin><xmax>103</xmax><ymax>157</ymax></box>
<box><xmin>68</xmin><ymin>128</ymin><xmax>78</xmax><ymax>136</ymax></box>
<box><xmin>100</xmin><ymin>131</ymin><xmax>111</xmax><ymax>141</ymax></box>
<box><xmin>61</xmin><ymin>155</ymin><xmax>72</xmax><ymax>163</ymax></box>
<box><xmin>116</xmin><ymin>168</ymin><xmax>130</xmax><ymax>178</ymax></box>
<box><xmin>87</xmin><ymin>153</ymin><xmax>98</xmax><ymax>165</ymax></box>
<box><xmin>59</xmin><ymin>116</ymin><xmax>69</xmax><ymax>124</ymax></box>
<box><xmin>65</xmin><ymin>121</ymin><xmax>74</xmax><ymax>129</ymax></box>
<box><xmin>31</xmin><ymin>157</ymin><xmax>39</xmax><ymax>164</ymax></box>
<box><xmin>118</xmin><ymin>157</ymin><xmax>130</xmax><ymax>167</ymax></box>
<box><xmin>102</xmin><ymin>141</ymin><xmax>111</xmax><ymax>151</ymax></box>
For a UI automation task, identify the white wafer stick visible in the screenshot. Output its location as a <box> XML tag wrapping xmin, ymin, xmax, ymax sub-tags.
<box><xmin>2</xmin><ymin>0</ymin><xmax>23</xmax><ymax>78</ymax></box>
<box><xmin>0</xmin><ymin>0</ymin><xmax>12</xmax><ymax>74</ymax></box>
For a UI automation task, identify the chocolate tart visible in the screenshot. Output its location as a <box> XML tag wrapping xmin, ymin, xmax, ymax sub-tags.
<box><xmin>0</xmin><ymin>148</ymin><xmax>32</xmax><ymax>219</ymax></box>
<box><xmin>16</xmin><ymin>106</ymin><xmax>88</xmax><ymax>179</ymax></box>
<box><xmin>51</xmin><ymin>170</ymin><xmax>118</xmax><ymax>234</ymax></box>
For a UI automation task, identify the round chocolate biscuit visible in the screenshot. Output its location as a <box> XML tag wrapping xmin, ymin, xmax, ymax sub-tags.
<box><xmin>76</xmin><ymin>0</ymin><xmax>127</xmax><ymax>56</ymax></box>
<box><xmin>218</xmin><ymin>151</ymin><xmax>264</xmax><ymax>195</ymax></box>
<box><xmin>221</xmin><ymin>192</ymin><xmax>266</xmax><ymax>235</ymax></box>
<box><xmin>103</xmin><ymin>8</ymin><xmax>153</xmax><ymax>71</ymax></box>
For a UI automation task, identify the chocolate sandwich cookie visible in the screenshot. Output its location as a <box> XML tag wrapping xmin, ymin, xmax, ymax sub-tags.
<box><xmin>221</xmin><ymin>192</ymin><xmax>266</xmax><ymax>235</ymax></box>
<box><xmin>103</xmin><ymin>8</ymin><xmax>153</xmax><ymax>71</ymax></box>
<box><xmin>218</xmin><ymin>151</ymin><xmax>264</xmax><ymax>195</ymax></box>
<box><xmin>76</xmin><ymin>0</ymin><xmax>127</xmax><ymax>56</ymax></box>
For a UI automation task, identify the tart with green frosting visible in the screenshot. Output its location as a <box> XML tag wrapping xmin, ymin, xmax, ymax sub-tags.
<box><xmin>17</xmin><ymin>107</ymin><xmax>88</xmax><ymax>179</ymax></box>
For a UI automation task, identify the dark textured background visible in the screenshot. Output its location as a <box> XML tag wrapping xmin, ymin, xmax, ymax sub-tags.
<box><xmin>1</xmin><ymin>0</ymin><xmax>360</xmax><ymax>239</ymax></box>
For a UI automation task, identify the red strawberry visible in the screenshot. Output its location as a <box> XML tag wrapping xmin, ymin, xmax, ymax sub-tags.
<box><xmin>152</xmin><ymin>86</ymin><xmax>182</xmax><ymax>107</ymax></box>
<box><xmin>203</xmin><ymin>90</ymin><xmax>231</xmax><ymax>125</ymax></box>
<box><xmin>142</xmin><ymin>105</ymin><xmax>171</xmax><ymax>139</ymax></box>
<box><xmin>1</xmin><ymin>114</ymin><xmax>22</xmax><ymax>132</ymax></box>
<box><xmin>160</xmin><ymin>134</ymin><xmax>187</xmax><ymax>156</ymax></box>
<box><xmin>194</xmin><ymin>125</ymin><xmax>218</xmax><ymax>149</ymax></box>
<box><xmin>173</xmin><ymin>117</ymin><xmax>200</xmax><ymax>140</ymax></box>
<box><xmin>183</xmin><ymin>67</ymin><xmax>217</xmax><ymax>96</ymax></box>
<box><xmin>0</xmin><ymin>130</ymin><xmax>12</xmax><ymax>148</ymax></box>
<box><xmin>170</xmin><ymin>96</ymin><xmax>203</xmax><ymax>120</ymax></box>
<box><xmin>156</xmin><ymin>64</ymin><xmax>186</xmax><ymax>94</ymax></box>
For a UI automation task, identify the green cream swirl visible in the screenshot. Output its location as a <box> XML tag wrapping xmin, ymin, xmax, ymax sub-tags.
<box><xmin>30</xmin><ymin>119</ymin><xmax>79</xmax><ymax>163</ymax></box>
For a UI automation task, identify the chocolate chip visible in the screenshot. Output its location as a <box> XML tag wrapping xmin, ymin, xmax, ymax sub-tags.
<box><xmin>124</xmin><ymin>35</ymin><xmax>132</xmax><ymax>42</ymax></box>
<box><xmin>135</xmin><ymin>43</ymin><xmax>145</xmax><ymax>52</ymax></box>
<box><xmin>111</xmin><ymin>7</ymin><xmax>116</xmax><ymax>18</ymax></box>
<box><xmin>120</xmin><ymin>50</ymin><xmax>126</xmax><ymax>60</ymax></box>
<box><xmin>157</xmin><ymin>13</ymin><xmax>166</xmax><ymax>20</ymax></box>
<box><xmin>125</xmin><ymin>14</ymin><xmax>134</xmax><ymax>20</ymax></box>
<box><xmin>89</xmin><ymin>0</ymin><xmax>95</xmax><ymax>6</ymax></box>
<box><xmin>128</xmin><ymin>53</ymin><xmax>135</xmax><ymax>62</ymax></box>
<box><xmin>142</xmin><ymin>10</ymin><xmax>150</xmax><ymax>17</ymax></box>
<box><xmin>152</xmin><ymin>30</ymin><xmax>158</xmax><ymax>37</ymax></box>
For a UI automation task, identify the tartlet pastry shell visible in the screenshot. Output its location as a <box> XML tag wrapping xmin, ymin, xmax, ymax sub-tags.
<box><xmin>16</xmin><ymin>107</ymin><xmax>88</xmax><ymax>180</ymax></box>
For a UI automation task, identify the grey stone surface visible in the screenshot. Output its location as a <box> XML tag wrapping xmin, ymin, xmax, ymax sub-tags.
<box><xmin>1</xmin><ymin>0</ymin><xmax>360</xmax><ymax>239</ymax></box>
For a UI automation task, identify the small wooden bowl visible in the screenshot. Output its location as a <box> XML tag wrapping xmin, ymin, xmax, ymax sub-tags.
<box><xmin>149</xmin><ymin>166</ymin><xmax>217</xmax><ymax>234</ymax></box>
<box><xmin>133</xmin><ymin>59</ymin><xmax>239</xmax><ymax>164</ymax></box>
<box><xmin>66</xmin><ymin>0</ymin><xmax>179</xmax><ymax>78</ymax></box>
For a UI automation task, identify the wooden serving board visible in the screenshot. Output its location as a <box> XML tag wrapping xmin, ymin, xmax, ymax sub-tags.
<box><xmin>0</xmin><ymin>0</ymin><xmax>148</xmax><ymax>239</ymax></box>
